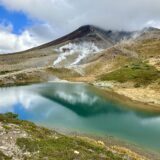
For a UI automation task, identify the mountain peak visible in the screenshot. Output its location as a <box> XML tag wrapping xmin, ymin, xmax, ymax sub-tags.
<box><xmin>142</xmin><ymin>27</ymin><xmax>160</xmax><ymax>32</ymax></box>
<box><xmin>76</xmin><ymin>25</ymin><xmax>99</xmax><ymax>34</ymax></box>
<box><xmin>78</xmin><ymin>25</ymin><xmax>97</xmax><ymax>31</ymax></box>
<box><xmin>21</xmin><ymin>25</ymin><xmax>133</xmax><ymax>53</ymax></box>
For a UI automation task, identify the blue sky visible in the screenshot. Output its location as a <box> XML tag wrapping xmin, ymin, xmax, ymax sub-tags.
<box><xmin>0</xmin><ymin>5</ymin><xmax>33</xmax><ymax>34</ymax></box>
<box><xmin>0</xmin><ymin>2</ymin><xmax>57</xmax><ymax>53</ymax></box>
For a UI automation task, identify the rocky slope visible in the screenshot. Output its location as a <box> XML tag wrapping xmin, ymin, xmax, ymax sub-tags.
<box><xmin>0</xmin><ymin>25</ymin><xmax>133</xmax><ymax>72</ymax></box>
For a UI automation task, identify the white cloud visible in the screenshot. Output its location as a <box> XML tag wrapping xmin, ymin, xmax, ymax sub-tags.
<box><xmin>145</xmin><ymin>21</ymin><xmax>160</xmax><ymax>29</ymax></box>
<box><xmin>1</xmin><ymin>0</ymin><xmax>160</xmax><ymax>32</ymax></box>
<box><xmin>0</xmin><ymin>89</ymin><xmax>40</xmax><ymax>113</ymax></box>
<box><xmin>0</xmin><ymin>23</ymin><xmax>38</xmax><ymax>53</ymax></box>
<box><xmin>0</xmin><ymin>23</ymin><xmax>59</xmax><ymax>53</ymax></box>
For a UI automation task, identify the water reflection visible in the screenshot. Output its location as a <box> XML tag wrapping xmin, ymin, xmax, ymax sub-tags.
<box><xmin>0</xmin><ymin>82</ymin><xmax>160</xmax><ymax>150</ymax></box>
<box><xmin>34</xmin><ymin>83</ymin><xmax>127</xmax><ymax>117</ymax></box>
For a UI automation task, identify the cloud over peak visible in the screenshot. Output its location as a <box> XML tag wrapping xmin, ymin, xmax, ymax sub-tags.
<box><xmin>1</xmin><ymin>0</ymin><xmax>160</xmax><ymax>31</ymax></box>
<box><xmin>0</xmin><ymin>0</ymin><xmax>160</xmax><ymax>53</ymax></box>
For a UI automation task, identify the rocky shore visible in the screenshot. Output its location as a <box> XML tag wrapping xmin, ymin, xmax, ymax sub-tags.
<box><xmin>0</xmin><ymin>113</ymin><xmax>152</xmax><ymax>160</ymax></box>
<box><xmin>93</xmin><ymin>81</ymin><xmax>160</xmax><ymax>112</ymax></box>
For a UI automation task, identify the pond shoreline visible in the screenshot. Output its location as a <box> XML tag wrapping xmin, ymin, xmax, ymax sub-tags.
<box><xmin>0</xmin><ymin>112</ymin><xmax>157</xmax><ymax>160</ymax></box>
<box><xmin>49</xmin><ymin>80</ymin><xmax>160</xmax><ymax>114</ymax></box>
<box><xmin>72</xmin><ymin>133</ymin><xmax>160</xmax><ymax>160</ymax></box>
<box><xmin>0</xmin><ymin>79</ymin><xmax>160</xmax><ymax>113</ymax></box>
<box><xmin>0</xmin><ymin>68</ymin><xmax>159</xmax><ymax>114</ymax></box>
<box><xmin>93</xmin><ymin>85</ymin><xmax>160</xmax><ymax>114</ymax></box>
<box><xmin>49</xmin><ymin>126</ymin><xmax>160</xmax><ymax>160</ymax></box>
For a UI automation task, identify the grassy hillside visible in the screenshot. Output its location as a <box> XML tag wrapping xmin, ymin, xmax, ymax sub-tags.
<box><xmin>99</xmin><ymin>61</ymin><xmax>160</xmax><ymax>86</ymax></box>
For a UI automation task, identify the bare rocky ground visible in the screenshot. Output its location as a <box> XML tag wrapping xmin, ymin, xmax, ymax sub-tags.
<box><xmin>0</xmin><ymin>122</ymin><xmax>30</xmax><ymax>159</ymax></box>
<box><xmin>148</xmin><ymin>56</ymin><xmax>160</xmax><ymax>71</ymax></box>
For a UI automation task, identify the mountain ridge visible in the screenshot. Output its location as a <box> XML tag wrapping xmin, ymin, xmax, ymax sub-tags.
<box><xmin>26</xmin><ymin>24</ymin><xmax>134</xmax><ymax>53</ymax></box>
<box><xmin>1</xmin><ymin>25</ymin><xmax>160</xmax><ymax>55</ymax></box>
<box><xmin>2</xmin><ymin>25</ymin><xmax>136</xmax><ymax>55</ymax></box>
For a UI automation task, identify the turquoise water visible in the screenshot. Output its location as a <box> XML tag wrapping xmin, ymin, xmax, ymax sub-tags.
<box><xmin>0</xmin><ymin>82</ymin><xmax>160</xmax><ymax>151</ymax></box>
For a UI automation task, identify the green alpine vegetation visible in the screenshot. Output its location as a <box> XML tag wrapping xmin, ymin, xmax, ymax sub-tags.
<box><xmin>99</xmin><ymin>61</ymin><xmax>160</xmax><ymax>85</ymax></box>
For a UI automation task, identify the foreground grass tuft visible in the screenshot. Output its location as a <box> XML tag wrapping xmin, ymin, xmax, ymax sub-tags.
<box><xmin>16</xmin><ymin>137</ymin><xmax>123</xmax><ymax>160</ymax></box>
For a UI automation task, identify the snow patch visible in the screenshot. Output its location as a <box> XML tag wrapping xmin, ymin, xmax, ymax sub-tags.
<box><xmin>53</xmin><ymin>42</ymin><xmax>102</xmax><ymax>66</ymax></box>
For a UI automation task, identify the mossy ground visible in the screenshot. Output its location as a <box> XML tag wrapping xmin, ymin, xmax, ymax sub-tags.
<box><xmin>16</xmin><ymin>137</ymin><xmax>123</xmax><ymax>160</ymax></box>
<box><xmin>99</xmin><ymin>61</ymin><xmax>160</xmax><ymax>86</ymax></box>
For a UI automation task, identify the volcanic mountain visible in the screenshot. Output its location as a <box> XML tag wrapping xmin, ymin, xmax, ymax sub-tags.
<box><xmin>0</xmin><ymin>25</ymin><xmax>159</xmax><ymax>72</ymax></box>
<box><xmin>12</xmin><ymin>25</ymin><xmax>132</xmax><ymax>67</ymax></box>
<box><xmin>31</xmin><ymin>25</ymin><xmax>133</xmax><ymax>50</ymax></box>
